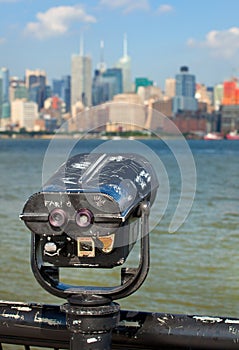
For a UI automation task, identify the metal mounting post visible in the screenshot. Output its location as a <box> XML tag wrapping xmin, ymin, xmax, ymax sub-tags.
<box><xmin>62</xmin><ymin>295</ymin><xmax>120</xmax><ymax>350</ymax></box>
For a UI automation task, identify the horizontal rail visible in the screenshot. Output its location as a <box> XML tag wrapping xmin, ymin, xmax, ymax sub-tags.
<box><xmin>0</xmin><ymin>301</ymin><xmax>239</xmax><ymax>349</ymax></box>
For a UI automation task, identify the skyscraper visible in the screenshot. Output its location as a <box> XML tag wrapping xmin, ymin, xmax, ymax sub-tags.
<box><xmin>61</xmin><ymin>75</ymin><xmax>71</xmax><ymax>113</ymax></box>
<box><xmin>165</xmin><ymin>78</ymin><xmax>176</xmax><ymax>98</ymax></box>
<box><xmin>53</xmin><ymin>75</ymin><xmax>71</xmax><ymax>112</ymax></box>
<box><xmin>92</xmin><ymin>68</ymin><xmax>123</xmax><ymax>106</ymax></box>
<box><xmin>25</xmin><ymin>69</ymin><xmax>47</xmax><ymax>110</ymax></box>
<box><xmin>71</xmin><ymin>37</ymin><xmax>92</xmax><ymax>108</ymax></box>
<box><xmin>0</xmin><ymin>78</ymin><xmax>2</xmax><ymax>119</ymax></box>
<box><xmin>52</xmin><ymin>79</ymin><xmax>63</xmax><ymax>97</ymax></box>
<box><xmin>25</xmin><ymin>69</ymin><xmax>46</xmax><ymax>89</ymax></box>
<box><xmin>9</xmin><ymin>77</ymin><xmax>28</xmax><ymax>102</ymax></box>
<box><xmin>214</xmin><ymin>84</ymin><xmax>223</xmax><ymax>111</ymax></box>
<box><xmin>0</xmin><ymin>67</ymin><xmax>9</xmax><ymax>103</ymax></box>
<box><xmin>173</xmin><ymin>66</ymin><xmax>198</xmax><ymax>114</ymax></box>
<box><xmin>116</xmin><ymin>34</ymin><xmax>132</xmax><ymax>93</ymax></box>
<box><xmin>11</xmin><ymin>99</ymin><xmax>38</xmax><ymax>131</ymax></box>
<box><xmin>0</xmin><ymin>67</ymin><xmax>10</xmax><ymax>119</ymax></box>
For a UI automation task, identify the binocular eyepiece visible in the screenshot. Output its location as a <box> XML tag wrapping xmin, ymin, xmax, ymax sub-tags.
<box><xmin>20</xmin><ymin>152</ymin><xmax>158</xmax><ymax>299</ymax></box>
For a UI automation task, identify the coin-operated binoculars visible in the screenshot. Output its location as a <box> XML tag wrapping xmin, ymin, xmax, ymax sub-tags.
<box><xmin>20</xmin><ymin>152</ymin><xmax>158</xmax><ymax>350</ymax></box>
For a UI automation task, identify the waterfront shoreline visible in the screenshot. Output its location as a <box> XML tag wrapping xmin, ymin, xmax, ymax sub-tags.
<box><xmin>0</xmin><ymin>131</ymin><xmax>208</xmax><ymax>141</ymax></box>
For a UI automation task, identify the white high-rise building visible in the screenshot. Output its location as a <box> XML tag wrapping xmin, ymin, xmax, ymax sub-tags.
<box><xmin>165</xmin><ymin>78</ymin><xmax>176</xmax><ymax>98</ymax></box>
<box><xmin>214</xmin><ymin>84</ymin><xmax>224</xmax><ymax>111</ymax></box>
<box><xmin>71</xmin><ymin>37</ymin><xmax>92</xmax><ymax>108</ymax></box>
<box><xmin>11</xmin><ymin>99</ymin><xmax>38</xmax><ymax>131</ymax></box>
<box><xmin>116</xmin><ymin>34</ymin><xmax>132</xmax><ymax>93</ymax></box>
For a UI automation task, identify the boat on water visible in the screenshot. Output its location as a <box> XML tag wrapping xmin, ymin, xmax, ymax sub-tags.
<box><xmin>203</xmin><ymin>132</ymin><xmax>223</xmax><ymax>140</ymax></box>
<box><xmin>226</xmin><ymin>130</ymin><xmax>239</xmax><ymax>140</ymax></box>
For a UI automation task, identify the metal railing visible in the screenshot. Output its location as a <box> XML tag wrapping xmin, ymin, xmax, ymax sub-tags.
<box><xmin>1</xmin><ymin>301</ymin><xmax>239</xmax><ymax>349</ymax></box>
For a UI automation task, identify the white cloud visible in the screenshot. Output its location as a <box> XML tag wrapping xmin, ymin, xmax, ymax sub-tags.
<box><xmin>156</xmin><ymin>4</ymin><xmax>174</xmax><ymax>15</ymax></box>
<box><xmin>24</xmin><ymin>5</ymin><xmax>96</xmax><ymax>39</ymax></box>
<box><xmin>99</xmin><ymin>0</ymin><xmax>150</xmax><ymax>13</ymax></box>
<box><xmin>187</xmin><ymin>27</ymin><xmax>239</xmax><ymax>58</ymax></box>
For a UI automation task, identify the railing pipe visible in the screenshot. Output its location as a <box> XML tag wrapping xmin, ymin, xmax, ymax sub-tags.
<box><xmin>1</xmin><ymin>302</ymin><xmax>239</xmax><ymax>349</ymax></box>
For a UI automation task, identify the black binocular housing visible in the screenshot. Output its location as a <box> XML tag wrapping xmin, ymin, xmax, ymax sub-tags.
<box><xmin>21</xmin><ymin>153</ymin><xmax>158</xmax><ymax>269</ymax></box>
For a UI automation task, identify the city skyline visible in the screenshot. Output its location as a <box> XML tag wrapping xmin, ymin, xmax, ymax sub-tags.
<box><xmin>1</xmin><ymin>0</ymin><xmax>239</xmax><ymax>88</ymax></box>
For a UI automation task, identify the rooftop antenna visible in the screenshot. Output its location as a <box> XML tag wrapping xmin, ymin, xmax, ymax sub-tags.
<box><xmin>80</xmin><ymin>33</ymin><xmax>84</xmax><ymax>56</ymax></box>
<box><xmin>98</xmin><ymin>40</ymin><xmax>106</xmax><ymax>73</ymax></box>
<box><xmin>123</xmin><ymin>33</ymin><xmax>128</xmax><ymax>58</ymax></box>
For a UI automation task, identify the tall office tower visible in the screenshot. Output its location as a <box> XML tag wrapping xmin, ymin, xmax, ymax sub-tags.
<box><xmin>103</xmin><ymin>68</ymin><xmax>122</xmax><ymax>95</ymax></box>
<box><xmin>0</xmin><ymin>77</ymin><xmax>2</xmax><ymax>119</ymax></box>
<box><xmin>53</xmin><ymin>75</ymin><xmax>71</xmax><ymax>112</ymax></box>
<box><xmin>61</xmin><ymin>75</ymin><xmax>71</xmax><ymax>113</ymax></box>
<box><xmin>25</xmin><ymin>69</ymin><xmax>46</xmax><ymax>88</ymax></box>
<box><xmin>214</xmin><ymin>84</ymin><xmax>223</xmax><ymax>111</ymax></box>
<box><xmin>116</xmin><ymin>34</ymin><xmax>132</xmax><ymax>93</ymax></box>
<box><xmin>0</xmin><ymin>67</ymin><xmax>9</xmax><ymax>103</ymax></box>
<box><xmin>173</xmin><ymin>66</ymin><xmax>198</xmax><ymax>114</ymax></box>
<box><xmin>92</xmin><ymin>70</ymin><xmax>108</xmax><ymax>106</ymax></box>
<box><xmin>11</xmin><ymin>99</ymin><xmax>38</xmax><ymax>131</ymax></box>
<box><xmin>71</xmin><ymin>37</ymin><xmax>92</xmax><ymax>108</ymax></box>
<box><xmin>9</xmin><ymin>77</ymin><xmax>28</xmax><ymax>102</ymax></box>
<box><xmin>52</xmin><ymin>79</ymin><xmax>63</xmax><ymax>97</ymax></box>
<box><xmin>0</xmin><ymin>67</ymin><xmax>10</xmax><ymax>119</ymax></box>
<box><xmin>221</xmin><ymin>80</ymin><xmax>239</xmax><ymax>105</ymax></box>
<box><xmin>206</xmin><ymin>87</ymin><xmax>214</xmax><ymax>107</ymax></box>
<box><xmin>25</xmin><ymin>69</ymin><xmax>47</xmax><ymax>110</ymax></box>
<box><xmin>92</xmin><ymin>68</ymin><xmax>123</xmax><ymax>106</ymax></box>
<box><xmin>165</xmin><ymin>78</ymin><xmax>176</xmax><ymax>98</ymax></box>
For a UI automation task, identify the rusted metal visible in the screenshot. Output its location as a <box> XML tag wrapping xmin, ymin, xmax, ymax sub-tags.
<box><xmin>1</xmin><ymin>301</ymin><xmax>239</xmax><ymax>349</ymax></box>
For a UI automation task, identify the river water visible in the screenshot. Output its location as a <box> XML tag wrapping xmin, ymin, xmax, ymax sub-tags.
<box><xmin>0</xmin><ymin>137</ymin><xmax>239</xmax><ymax>322</ymax></box>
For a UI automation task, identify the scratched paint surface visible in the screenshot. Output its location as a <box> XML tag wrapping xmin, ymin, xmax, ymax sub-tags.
<box><xmin>0</xmin><ymin>138</ymin><xmax>239</xmax><ymax>323</ymax></box>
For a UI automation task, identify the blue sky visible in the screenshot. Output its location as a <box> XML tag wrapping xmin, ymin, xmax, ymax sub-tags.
<box><xmin>1</xmin><ymin>0</ymin><xmax>239</xmax><ymax>89</ymax></box>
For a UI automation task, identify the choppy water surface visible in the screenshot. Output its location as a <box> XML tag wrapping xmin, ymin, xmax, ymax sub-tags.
<box><xmin>0</xmin><ymin>138</ymin><xmax>239</xmax><ymax>320</ymax></box>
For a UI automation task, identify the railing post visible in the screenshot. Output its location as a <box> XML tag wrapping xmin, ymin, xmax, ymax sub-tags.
<box><xmin>62</xmin><ymin>296</ymin><xmax>120</xmax><ymax>350</ymax></box>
